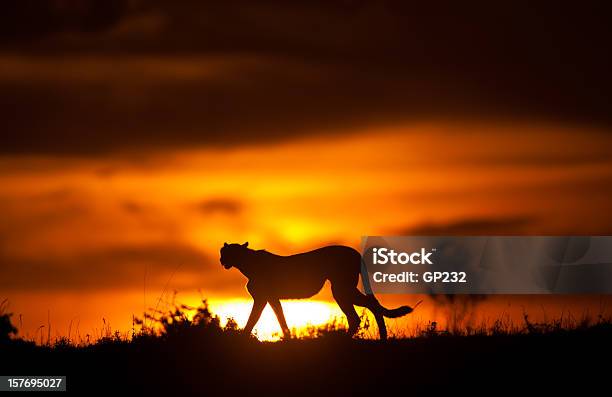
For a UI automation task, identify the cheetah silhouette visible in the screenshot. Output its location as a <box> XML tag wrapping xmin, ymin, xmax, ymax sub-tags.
<box><xmin>220</xmin><ymin>242</ymin><xmax>414</xmax><ymax>339</ymax></box>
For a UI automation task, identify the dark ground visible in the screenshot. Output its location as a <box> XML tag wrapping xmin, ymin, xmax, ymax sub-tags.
<box><xmin>2</xmin><ymin>323</ymin><xmax>610</xmax><ymax>396</ymax></box>
<box><xmin>2</xmin><ymin>301</ymin><xmax>610</xmax><ymax>395</ymax></box>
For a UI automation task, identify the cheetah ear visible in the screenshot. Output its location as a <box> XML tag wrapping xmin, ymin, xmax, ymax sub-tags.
<box><xmin>242</xmin><ymin>242</ymin><xmax>249</xmax><ymax>248</ymax></box>
<box><xmin>224</xmin><ymin>242</ymin><xmax>228</xmax><ymax>247</ymax></box>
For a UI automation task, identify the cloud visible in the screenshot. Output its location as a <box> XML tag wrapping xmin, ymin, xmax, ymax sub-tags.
<box><xmin>0</xmin><ymin>0</ymin><xmax>128</xmax><ymax>42</ymax></box>
<box><xmin>399</xmin><ymin>216</ymin><xmax>534</xmax><ymax>236</ymax></box>
<box><xmin>0</xmin><ymin>1</ymin><xmax>611</xmax><ymax>155</ymax></box>
<box><xmin>196</xmin><ymin>198</ymin><xmax>243</xmax><ymax>216</ymax></box>
<box><xmin>0</xmin><ymin>242</ymin><xmax>222</xmax><ymax>292</ymax></box>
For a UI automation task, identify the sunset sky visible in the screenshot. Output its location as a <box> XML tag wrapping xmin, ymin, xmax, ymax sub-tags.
<box><xmin>1</xmin><ymin>1</ymin><xmax>611</xmax><ymax>341</ymax></box>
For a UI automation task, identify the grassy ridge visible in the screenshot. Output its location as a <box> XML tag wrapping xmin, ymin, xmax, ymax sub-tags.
<box><xmin>1</xmin><ymin>300</ymin><xmax>610</xmax><ymax>395</ymax></box>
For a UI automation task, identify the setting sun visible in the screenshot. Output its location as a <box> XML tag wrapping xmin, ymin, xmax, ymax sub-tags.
<box><xmin>209</xmin><ymin>299</ymin><xmax>347</xmax><ymax>341</ymax></box>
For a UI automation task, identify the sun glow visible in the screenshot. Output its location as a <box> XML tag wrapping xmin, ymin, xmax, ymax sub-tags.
<box><xmin>3</xmin><ymin>122</ymin><xmax>612</xmax><ymax>341</ymax></box>
<box><xmin>209</xmin><ymin>299</ymin><xmax>347</xmax><ymax>341</ymax></box>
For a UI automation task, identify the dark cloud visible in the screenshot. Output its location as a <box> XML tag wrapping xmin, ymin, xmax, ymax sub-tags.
<box><xmin>1</xmin><ymin>1</ymin><xmax>611</xmax><ymax>155</ymax></box>
<box><xmin>0</xmin><ymin>242</ymin><xmax>223</xmax><ymax>292</ymax></box>
<box><xmin>196</xmin><ymin>198</ymin><xmax>242</xmax><ymax>216</ymax></box>
<box><xmin>400</xmin><ymin>216</ymin><xmax>534</xmax><ymax>236</ymax></box>
<box><xmin>121</xmin><ymin>200</ymin><xmax>144</xmax><ymax>214</ymax></box>
<box><xmin>399</xmin><ymin>211</ymin><xmax>612</xmax><ymax>236</ymax></box>
<box><xmin>0</xmin><ymin>0</ymin><xmax>127</xmax><ymax>42</ymax></box>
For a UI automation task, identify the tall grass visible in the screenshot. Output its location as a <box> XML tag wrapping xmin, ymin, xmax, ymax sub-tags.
<box><xmin>3</xmin><ymin>297</ymin><xmax>612</xmax><ymax>349</ymax></box>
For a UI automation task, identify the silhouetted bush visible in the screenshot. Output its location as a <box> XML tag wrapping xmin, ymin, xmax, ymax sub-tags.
<box><xmin>0</xmin><ymin>299</ymin><xmax>17</xmax><ymax>344</ymax></box>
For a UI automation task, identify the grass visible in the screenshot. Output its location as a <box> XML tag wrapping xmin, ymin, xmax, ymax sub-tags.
<box><xmin>1</xmin><ymin>298</ymin><xmax>611</xmax><ymax>395</ymax></box>
<box><xmin>3</xmin><ymin>297</ymin><xmax>611</xmax><ymax>348</ymax></box>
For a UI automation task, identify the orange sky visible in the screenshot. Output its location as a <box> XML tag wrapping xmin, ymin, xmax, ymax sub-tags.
<box><xmin>1</xmin><ymin>121</ymin><xmax>611</xmax><ymax>341</ymax></box>
<box><xmin>2</xmin><ymin>2</ymin><xmax>612</xmax><ymax>343</ymax></box>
